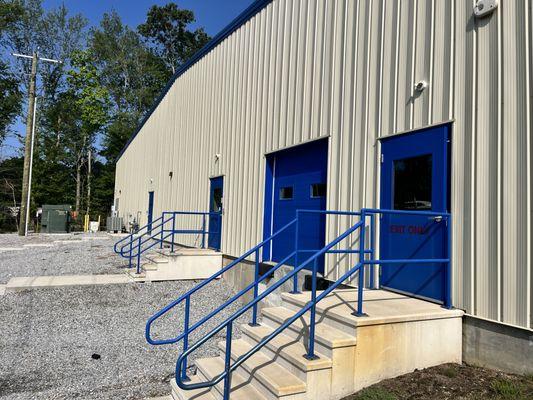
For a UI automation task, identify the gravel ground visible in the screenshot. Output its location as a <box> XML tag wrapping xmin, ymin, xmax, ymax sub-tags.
<box><xmin>0</xmin><ymin>280</ymin><xmax>248</xmax><ymax>399</ymax></box>
<box><xmin>0</xmin><ymin>233</ymin><xmax>126</xmax><ymax>284</ymax></box>
<box><xmin>0</xmin><ymin>233</ymin><xmax>249</xmax><ymax>399</ymax></box>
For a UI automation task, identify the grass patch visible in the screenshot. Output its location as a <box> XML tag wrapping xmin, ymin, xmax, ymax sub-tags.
<box><xmin>353</xmin><ymin>387</ymin><xmax>397</xmax><ymax>400</ymax></box>
<box><xmin>490</xmin><ymin>379</ymin><xmax>523</xmax><ymax>399</ymax></box>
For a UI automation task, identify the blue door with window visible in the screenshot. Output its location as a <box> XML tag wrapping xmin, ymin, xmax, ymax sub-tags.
<box><xmin>264</xmin><ymin>139</ymin><xmax>328</xmax><ymax>272</ymax></box>
<box><xmin>147</xmin><ymin>191</ymin><xmax>155</xmax><ymax>232</ymax></box>
<box><xmin>208</xmin><ymin>177</ymin><xmax>223</xmax><ymax>251</ymax></box>
<box><xmin>379</xmin><ymin>124</ymin><xmax>450</xmax><ymax>303</ymax></box>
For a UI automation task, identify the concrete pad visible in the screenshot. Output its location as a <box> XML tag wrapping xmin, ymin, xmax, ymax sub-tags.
<box><xmin>0</xmin><ymin>247</ymin><xmax>25</xmax><ymax>252</ymax></box>
<box><xmin>23</xmin><ymin>243</ymin><xmax>54</xmax><ymax>248</ymax></box>
<box><xmin>53</xmin><ymin>240</ymin><xmax>82</xmax><ymax>244</ymax></box>
<box><xmin>5</xmin><ymin>274</ymin><xmax>131</xmax><ymax>292</ymax></box>
<box><xmin>82</xmin><ymin>236</ymin><xmax>110</xmax><ymax>241</ymax></box>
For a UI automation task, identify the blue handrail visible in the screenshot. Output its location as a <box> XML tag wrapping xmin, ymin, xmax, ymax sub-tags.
<box><xmin>147</xmin><ymin>207</ymin><xmax>452</xmax><ymax>399</ymax></box>
<box><xmin>113</xmin><ymin>211</ymin><xmax>222</xmax><ymax>273</ymax></box>
<box><xmin>113</xmin><ymin>214</ymin><xmax>165</xmax><ymax>253</ymax></box>
<box><xmin>145</xmin><ymin>218</ymin><xmax>298</xmax><ymax>345</ymax></box>
<box><xmin>174</xmin><ymin>219</ymin><xmax>365</xmax><ymax>391</ymax></box>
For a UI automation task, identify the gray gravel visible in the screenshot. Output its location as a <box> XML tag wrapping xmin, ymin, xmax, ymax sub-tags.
<box><xmin>0</xmin><ymin>280</ymin><xmax>248</xmax><ymax>399</ymax></box>
<box><xmin>0</xmin><ymin>233</ymin><xmax>126</xmax><ymax>284</ymax></box>
<box><xmin>0</xmin><ymin>233</ymin><xmax>250</xmax><ymax>399</ymax></box>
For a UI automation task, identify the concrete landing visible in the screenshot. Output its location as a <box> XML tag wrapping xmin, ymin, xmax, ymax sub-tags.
<box><xmin>282</xmin><ymin>289</ymin><xmax>463</xmax><ymax>328</ymax></box>
<box><xmin>0</xmin><ymin>285</ymin><xmax>5</xmax><ymax>295</ymax></box>
<box><xmin>5</xmin><ymin>274</ymin><xmax>131</xmax><ymax>292</ymax></box>
<box><xmin>133</xmin><ymin>249</ymin><xmax>223</xmax><ymax>282</ymax></box>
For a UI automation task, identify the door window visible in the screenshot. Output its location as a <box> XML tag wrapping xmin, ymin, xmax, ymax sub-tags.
<box><xmin>211</xmin><ymin>188</ymin><xmax>223</xmax><ymax>212</ymax></box>
<box><xmin>279</xmin><ymin>186</ymin><xmax>293</xmax><ymax>200</ymax></box>
<box><xmin>393</xmin><ymin>154</ymin><xmax>432</xmax><ymax>210</ymax></box>
<box><xmin>310</xmin><ymin>183</ymin><xmax>326</xmax><ymax>198</ymax></box>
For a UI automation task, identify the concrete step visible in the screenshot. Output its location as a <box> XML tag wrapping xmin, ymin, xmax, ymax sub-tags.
<box><xmin>170</xmin><ymin>375</ymin><xmax>215</xmax><ymax>400</ymax></box>
<box><xmin>126</xmin><ymin>269</ymin><xmax>146</xmax><ymax>280</ymax></box>
<box><xmin>217</xmin><ymin>339</ymin><xmax>306</xmax><ymax>399</ymax></box>
<box><xmin>143</xmin><ymin>263</ymin><xmax>159</xmax><ymax>271</ymax></box>
<box><xmin>240</xmin><ymin>323</ymin><xmax>332</xmax><ymax>376</ymax></box>
<box><xmin>281</xmin><ymin>289</ymin><xmax>464</xmax><ymax>334</ymax></box>
<box><xmin>145</xmin><ymin>255</ymin><xmax>169</xmax><ymax>264</ymax></box>
<box><xmin>261</xmin><ymin>307</ymin><xmax>356</xmax><ymax>357</ymax></box>
<box><xmin>195</xmin><ymin>356</ymin><xmax>266</xmax><ymax>400</ymax></box>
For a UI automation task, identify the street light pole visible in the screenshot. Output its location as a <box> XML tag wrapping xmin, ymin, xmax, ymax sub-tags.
<box><xmin>12</xmin><ymin>52</ymin><xmax>61</xmax><ymax>236</ymax></box>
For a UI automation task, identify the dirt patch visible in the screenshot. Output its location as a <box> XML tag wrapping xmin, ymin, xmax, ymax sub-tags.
<box><xmin>344</xmin><ymin>363</ymin><xmax>533</xmax><ymax>400</ymax></box>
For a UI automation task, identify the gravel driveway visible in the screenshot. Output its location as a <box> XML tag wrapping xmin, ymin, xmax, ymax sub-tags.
<box><xmin>0</xmin><ymin>233</ymin><xmax>126</xmax><ymax>284</ymax></box>
<box><xmin>0</xmin><ymin>233</ymin><xmax>248</xmax><ymax>399</ymax></box>
<box><xmin>0</xmin><ymin>280</ymin><xmax>247</xmax><ymax>399</ymax></box>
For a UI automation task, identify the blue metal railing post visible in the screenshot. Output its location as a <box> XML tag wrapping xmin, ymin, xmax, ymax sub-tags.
<box><xmin>160</xmin><ymin>212</ymin><xmax>165</xmax><ymax>249</ymax></box>
<box><xmin>181</xmin><ymin>295</ymin><xmax>191</xmax><ymax>382</ymax></box>
<box><xmin>171</xmin><ymin>213</ymin><xmax>176</xmax><ymax>253</ymax></box>
<box><xmin>291</xmin><ymin>211</ymin><xmax>300</xmax><ymax>294</ymax></box>
<box><xmin>201</xmin><ymin>214</ymin><xmax>206</xmax><ymax>249</ymax></box>
<box><xmin>223</xmin><ymin>322</ymin><xmax>233</xmax><ymax>400</ymax></box>
<box><xmin>444</xmin><ymin>216</ymin><xmax>452</xmax><ymax>309</ymax></box>
<box><xmin>250</xmin><ymin>248</ymin><xmax>260</xmax><ymax>326</ymax></box>
<box><xmin>369</xmin><ymin>214</ymin><xmax>376</xmax><ymax>289</ymax></box>
<box><xmin>136</xmin><ymin>236</ymin><xmax>142</xmax><ymax>275</ymax></box>
<box><xmin>128</xmin><ymin>236</ymin><xmax>133</xmax><ymax>269</ymax></box>
<box><xmin>305</xmin><ymin>258</ymin><xmax>319</xmax><ymax>360</ymax></box>
<box><xmin>353</xmin><ymin>211</ymin><xmax>367</xmax><ymax>317</ymax></box>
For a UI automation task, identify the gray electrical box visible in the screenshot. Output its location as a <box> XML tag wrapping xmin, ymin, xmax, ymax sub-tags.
<box><xmin>41</xmin><ymin>205</ymin><xmax>71</xmax><ymax>233</ymax></box>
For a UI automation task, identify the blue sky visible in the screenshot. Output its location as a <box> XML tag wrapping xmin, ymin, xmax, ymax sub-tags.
<box><xmin>43</xmin><ymin>0</ymin><xmax>256</xmax><ymax>36</ymax></box>
<box><xmin>2</xmin><ymin>0</ymin><xmax>255</xmax><ymax>158</ymax></box>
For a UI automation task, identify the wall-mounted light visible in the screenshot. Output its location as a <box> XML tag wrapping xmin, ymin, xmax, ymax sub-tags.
<box><xmin>169</xmin><ymin>171</ymin><xmax>173</xmax><ymax>179</ymax></box>
<box><xmin>474</xmin><ymin>0</ymin><xmax>498</xmax><ymax>18</ymax></box>
<box><xmin>414</xmin><ymin>80</ymin><xmax>428</xmax><ymax>93</ymax></box>
<box><xmin>215</xmin><ymin>153</ymin><xmax>221</xmax><ymax>162</ymax></box>
<box><xmin>149</xmin><ymin>178</ymin><xmax>154</xmax><ymax>184</ymax></box>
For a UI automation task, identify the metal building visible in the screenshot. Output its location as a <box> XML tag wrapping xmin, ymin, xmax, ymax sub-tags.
<box><xmin>114</xmin><ymin>0</ymin><xmax>532</xmax><ymax>370</ymax></box>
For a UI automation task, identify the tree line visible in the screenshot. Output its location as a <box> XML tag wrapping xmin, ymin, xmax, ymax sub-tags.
<box><xmin>0</xmin><ymin>0</ymin><xmax>210</xmax><ymax>232</ymax></box>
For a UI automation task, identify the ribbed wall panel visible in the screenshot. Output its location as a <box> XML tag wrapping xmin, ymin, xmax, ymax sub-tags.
<box><xmin>115</xmin><ymin>0</ymin><xmax>532</xmax><ymax>330</ymax></box>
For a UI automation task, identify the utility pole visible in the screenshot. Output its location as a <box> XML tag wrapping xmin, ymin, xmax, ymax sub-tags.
<box><xmin>12</xmin><ymin>52</ymin><xmax>61</xmax><ymax>236</ymax></box>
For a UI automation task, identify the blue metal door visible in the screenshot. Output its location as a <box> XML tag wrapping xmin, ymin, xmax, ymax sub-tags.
<box><xmin>380</xmin><ymin>124</ymin><xmax>450</xmax><ymax>303</ymax></box>
<box><xmin>265</xmin><ymin>139</ymin><xmax>328</xmax><ymax>272</ymax></box>
<box><xmin>147</xmin><ymin>191</ymin><xmax>155</xmax><ymax>232</ymax></box>
<box><xmin>208</xmin><ymin>177</ymin><xmax>223</xmax><ymax>251</ymax></box>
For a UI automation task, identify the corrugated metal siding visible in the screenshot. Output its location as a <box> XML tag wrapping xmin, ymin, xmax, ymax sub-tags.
<box><xmin>115</xmin><ymin>0</ymin><xmax>532</xmax><ymax>330</ymax></box>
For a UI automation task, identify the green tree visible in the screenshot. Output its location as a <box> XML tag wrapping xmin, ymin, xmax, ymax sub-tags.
<box><xmin>0</xmin><ymin>61</ymin><xmax>21</xmax><ymax>146</ymax></box>
<box><xmin>0</xmin><ymin>0</ymin><xmax>24</xmax><ymax>32</ymax></box>
<box><xmin>138</xmin><ymin>3</ymin><xmax>210</xmax><ymax>75</ymax></box>
<box><xmin>65</xmin><ymin>49</ymin><xmax>110</xmax><ymax>212</ymax></box>
<box><xmin>0</xmin><ymin>156</ymin><xmax>23</xmax><ymax>232</ymax></box>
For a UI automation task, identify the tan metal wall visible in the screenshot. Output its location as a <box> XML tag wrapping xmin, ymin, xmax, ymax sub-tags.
<box><xmin>115</xmin><ymin>0</ymin><xmax>532</xmax><ymax>330</ymax></box>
